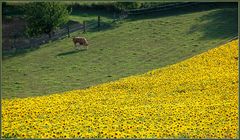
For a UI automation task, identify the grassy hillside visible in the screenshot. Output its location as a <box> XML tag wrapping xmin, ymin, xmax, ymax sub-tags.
<box><xmin>2</xmin><ymin>39</ymin><xmax>238</xmax><ymax>139</ymax></box>
<box><xmin>2</xmin><ymin>7</ymin><xmax>237</xmax><ymax>99</ymax></box>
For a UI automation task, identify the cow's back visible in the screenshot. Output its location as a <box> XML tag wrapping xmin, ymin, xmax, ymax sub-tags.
<box><xmin>73</xmin><ymin>37</ymin><xmax>88</xmax><ymax>46</ymax></box>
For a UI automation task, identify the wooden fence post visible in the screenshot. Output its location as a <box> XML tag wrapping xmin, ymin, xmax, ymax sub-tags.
<box><xmin>13</xmin><ymin>34</ymin><xmax>17</xmax><ymax>50</ymax></box>
<box><xmin>67</xmin><ymin>24</ymin><xmax>70</xmax><ymax>38</ymax></box>
<box><xmin>83</xmin><ymin>21</ymin><xmax>86</xmax><ymax>33</ymax></box>
<box><xmin>98</xmin><ymin>16</ymin><xmax>100</xmax><ymax>31</ymax></box>
<box><xmin>113</xmin><ymin>12</ymin><xmax>116</xmax><ymax>21</ymax></box>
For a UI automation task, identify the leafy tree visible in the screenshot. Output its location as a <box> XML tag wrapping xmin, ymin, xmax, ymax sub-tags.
<box><xmin>114</xmin><ymin>2</ymin><xmax>140</xmax><ymax>11</ymax></box>
<box><xmin>23</xmin><ymin>2</ymin><xmax>70</xmax><ymax>38</ymax></box>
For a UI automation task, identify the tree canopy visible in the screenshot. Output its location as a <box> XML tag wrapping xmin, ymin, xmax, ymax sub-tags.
<box><xmin>24</xmin><ymin>2</ymin><xmax>70</xmax><ymax>38</ymax></box>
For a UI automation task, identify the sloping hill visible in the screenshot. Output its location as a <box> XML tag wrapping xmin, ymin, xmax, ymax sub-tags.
<box><xmin>2</xmin><ymin>7</ymin><xmax>237</xmax><ymax>98</ymax></box>
<box><xmin>2</xmin><ymin>39</ymin><xmax>238</xmax><ymax>139</ymax></box>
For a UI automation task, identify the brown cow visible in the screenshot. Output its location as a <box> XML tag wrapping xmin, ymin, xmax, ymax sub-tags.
<box><xmin>72</xmin><ymin>37</ymin><xmax>89</xmax><ymax>50</ymax></box>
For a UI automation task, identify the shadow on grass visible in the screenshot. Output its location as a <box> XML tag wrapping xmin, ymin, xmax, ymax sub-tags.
<box><xmin>86</xmin><ymin>20</ymin><xmax>121</xmax><ymax>33</ymax></box>
<box><xmin>127</xmin><ymin>2</ymin><xmax>237</xmax><ymax>22</ymax></box>
<box><xmin>127</xmin><ymin>2</ymin><xmax>237</xmax><ymax>41</ymax></box>
<box><xmin>57</xmin><ymin>49</ymin><xmax>86</xmax><ymax>56</ymax></box>
<box><xmin>71</xmin><ymin>9</ymin><xmax>115</xmax><ymax>19</ymax></box>
<box><xmin>3</xmin><ymin>46</ymin><xmax>40</xmax><ymax>60</ymax></box>
<box><xmin>71</xmin><ymin>9</ymin><xmax>123</xmax><ymax>33</ymax></box>
<box><xmin>187</xmin><ymin>7</ymin><xmax>238</xmax><ymax>40</ymax></box>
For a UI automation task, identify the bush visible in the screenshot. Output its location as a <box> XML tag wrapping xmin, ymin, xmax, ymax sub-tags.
<box><xmin>23</xmin><ymin>2</ymin><xmax>70</xmax><ymax>38</ymax></box>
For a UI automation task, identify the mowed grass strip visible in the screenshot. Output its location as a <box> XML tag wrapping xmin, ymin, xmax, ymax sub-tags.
<box><xmin>2</xmin><ymin>7</ymin><xmax>237</xmax><ymax>98</ymax></box>
<box><xmin>2</xmin><ymin>39</ymin><xmax>238</xmax><ymax>139</ymax></box>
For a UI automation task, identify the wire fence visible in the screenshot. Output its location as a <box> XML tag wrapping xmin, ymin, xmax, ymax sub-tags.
<box><xmin>3</xmin><ymin>2</ymin><xmax>222</xmax><ymax>55</ymax></box>
<box><xmin>3</xmin><ymin>13</ymin><xmax>119</xmax><ymax>55</ymax></box>
<box><xmin>3</xmin><ymin>22</ymin><xmax>84</xmax><ymax>52</ymax></box>
<box><xmin>125</xmin><ymin>2</ymin><xmax>200</xmax><ymax>15</ymax></box>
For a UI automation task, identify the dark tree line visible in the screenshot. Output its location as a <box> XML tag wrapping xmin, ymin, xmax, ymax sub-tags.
<box><xmin>23</xmin><ymin>2</ymin><xmax>70</xmax><ymax>38</ymax></box>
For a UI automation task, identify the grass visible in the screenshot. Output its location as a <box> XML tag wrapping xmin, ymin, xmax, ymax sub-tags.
<box><xmin>2</xmin><ymin>39</ymin><xmax>238</xmax><ymax>138</ymax></box>
<box><xmin>69</xmin><ymin>9</ymin><xmax>118</xmax><ymax>33</ymax></box>
<box><xmin>2</xmin><ymin>6</ymin><xmax>237</xmax><ymax>99</ymax></box>
<box><xmin>70</xmin><ymin>9</ymin><xmax>114</xmax><ymax>24</ymax></box>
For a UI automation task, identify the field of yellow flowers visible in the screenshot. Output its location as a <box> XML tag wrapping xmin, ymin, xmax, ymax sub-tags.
<box><xmin>2</xmin><ymin>39</ymin><xmax>238</xmax><ymax>139</ymax></box>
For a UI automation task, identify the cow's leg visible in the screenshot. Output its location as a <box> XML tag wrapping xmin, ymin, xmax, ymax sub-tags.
<box><xmin>74</xmin><ymin>43</ymin><xmax>77</xmax><ymax>50</ymax></box>
<box><xmin>75</xmin><ymin>43</ymin><xmax>80</xmax><ymax>50</ymax></box>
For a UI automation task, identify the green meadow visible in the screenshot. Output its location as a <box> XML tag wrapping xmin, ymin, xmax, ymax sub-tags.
<box><xmin>2</xmin><ymin>5</ymin><xmax>237</xmax><ymax>99</ymax></box>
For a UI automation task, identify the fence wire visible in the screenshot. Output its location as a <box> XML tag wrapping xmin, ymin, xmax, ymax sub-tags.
<box><xmin>3</xmin><ymin>2</ymin><xmax>212</xmax><ymax>53</ymax></box>
<box><xmin>3</xmin><ymin>23</ymin><xmax>84</xmax><ymax>52</ymax></box>
<box><xmin>126</xmin><ymin>2</ymin><xmax>199</xmax><ymax>15</ymax></box>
